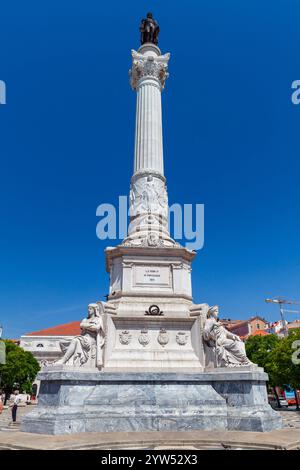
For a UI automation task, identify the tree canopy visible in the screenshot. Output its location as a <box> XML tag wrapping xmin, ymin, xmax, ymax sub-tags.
<box><xmin>245</xmin><ymin>334</ymin><xmax>280</xmax><ymax>386</ymax></box>
<box><xmin>245</xmin><ymin>331</ymin><xmax>300</xmax><ymax>389</ymax></box>
<box><xmin>0</xmin><ymin>340</ymin><xmax>40</xmax><ymax>394</ymax></box>
<box><xmin>268</xmin><ymin>329</ymin><xmax>300</xmax><ymax>389</ymax></box>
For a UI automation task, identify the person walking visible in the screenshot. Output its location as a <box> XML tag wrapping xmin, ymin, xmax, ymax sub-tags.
<box><xmin>10</xmin><ymin>390</ymin><xmax>21</xmax><ymax>423</ymax></box>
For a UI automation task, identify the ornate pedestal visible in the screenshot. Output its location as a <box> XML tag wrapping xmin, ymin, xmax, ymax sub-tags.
<box><xmin>104</xmin><ymin>245</ymin><xmax>204</xmax><ymax>370</ymax></box>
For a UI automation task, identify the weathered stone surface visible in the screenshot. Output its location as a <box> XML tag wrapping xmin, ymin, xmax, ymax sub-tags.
<box><xmin>21</xmin><ymin>369</ymin><xmax>281</xmax><ymax>435</ymax></box>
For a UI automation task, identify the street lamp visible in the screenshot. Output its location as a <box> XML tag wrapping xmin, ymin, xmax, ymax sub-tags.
<box><xmin>265</xmin><ymin>298</ymin><xmax>300</xmax><ymax>337</ymax></box>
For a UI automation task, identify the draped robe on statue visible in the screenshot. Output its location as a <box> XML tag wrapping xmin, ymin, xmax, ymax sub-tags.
<box><xmin>203</xmin><ymin>317</ymin><xmax>252</xmax><ymax>367</ymax></box>
<box><xmin>59</xmin><ymin>314</ymin><xmax>105</xmax><ymax>368</ymax></box>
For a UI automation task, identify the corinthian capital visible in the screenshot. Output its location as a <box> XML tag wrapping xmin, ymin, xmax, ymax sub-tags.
<box><xmin>129</xmin><ymin>49</ymin><xmax>170</xmax><ymax>90</ymax></box>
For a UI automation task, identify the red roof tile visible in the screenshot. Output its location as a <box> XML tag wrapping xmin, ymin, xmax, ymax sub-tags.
<box><xmin>25</xmin><ymin>321</ymin><xmax>81</xmax><ymax>337</ymax></box>
<box><xmin>250</xmin><ymin>329</ymin><xmax>269</xmax><ymax>337</ymax></box>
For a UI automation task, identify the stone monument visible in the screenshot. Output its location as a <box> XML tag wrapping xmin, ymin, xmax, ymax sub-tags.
<box><xmin>21</xmin><ymin>13</ymin><xmax>282</xmax><ymax>435</ymax></box>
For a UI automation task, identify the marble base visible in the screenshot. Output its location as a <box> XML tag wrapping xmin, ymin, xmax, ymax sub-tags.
<box><xmin>21</xmin><ymin>368</ymin><xmax>282</xmax><ymax>435</ymax></box>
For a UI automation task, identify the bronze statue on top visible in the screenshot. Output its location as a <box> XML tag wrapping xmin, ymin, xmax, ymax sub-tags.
<box><xmin>140</xmin><ymin>12</ymin><xmax>159</xmax><ymax>46</ymax></box>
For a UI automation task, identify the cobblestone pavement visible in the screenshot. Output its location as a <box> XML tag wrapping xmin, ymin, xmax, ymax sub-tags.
<box><xmin>1</xmin><ymin>405</ymin><xmax>300</xmax><ymax>432</ymax></box>
<box><xmin>0</xmin><ymin>405</ymin><xmax>32</xmax><ymax>431</ymax></box>
<box><xmin>278</xmin><ymin>407</ymin><xmax>300</xmax><ymax>429</ymax></box>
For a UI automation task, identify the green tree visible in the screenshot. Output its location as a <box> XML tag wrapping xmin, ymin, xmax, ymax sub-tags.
<box><xmin>246</xmin><ymin>332</ymin><xmax>300</xmax><ymax>408</ymax></box>
<box><xmin>0</xmin><ymin>340</ymin><xmax>40</xmax><ymax>404</ymax></box>
<box><xmin>269</xmin><ymin>329</ymin><xmax>300</xmax><ymax>409</ymax></box>
<box><xmin>245</xmin><ymin>334</ymin><xmax>281</xmax><ymax>405</ymax></box>
<box><xmin>245</xmin><ymin>334</ymin><xmax>280</xmax><ymax>380</ymax></box>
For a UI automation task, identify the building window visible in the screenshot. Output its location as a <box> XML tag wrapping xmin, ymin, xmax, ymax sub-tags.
<box><xmin>256</xmin><ymin>324</ymin><xmax>260</xmax><ymax>330</ymax></box>
<box><xmin>36</xmin><ymin>343</ymin><xmax>44</xmax><ymax>348</ymax></box>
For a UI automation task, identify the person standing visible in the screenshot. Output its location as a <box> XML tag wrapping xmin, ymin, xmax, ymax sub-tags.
<box><xmin>10</xmin><ymin>390</ymin><xmax>21</xmax><ymax>423</ymax></box>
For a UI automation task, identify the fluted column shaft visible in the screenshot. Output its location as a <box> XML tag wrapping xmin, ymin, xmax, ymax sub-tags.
<box><xmin>134</xmin><ymin>78</ymin><xmax>163</xmax><ymax>174</ymax></box>
<box><xmin>130</xmin><ymin>44</ymin><xmax>170</xmax><ymax>176</ymax></box>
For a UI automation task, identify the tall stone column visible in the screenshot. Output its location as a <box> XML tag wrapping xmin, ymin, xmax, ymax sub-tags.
<box><xmin>131</xmin><ymin>44</ymin><xmax>168</xmax><ymax>175</ymax></box>
<box><xmin>122</xmin><ymin>44</ymin><xmax>176</xmax><ymax>247</ymax></box>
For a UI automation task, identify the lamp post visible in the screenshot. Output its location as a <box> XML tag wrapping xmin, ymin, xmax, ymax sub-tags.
<box><xmin>265</xmin><ymin>298</ymin><xmax>300</xmax><ymax>337</ymax></box>
<box><xmin>265</xmin><ymin>298</ymin><xmax>288</xmax><ymax>337</ymax></box>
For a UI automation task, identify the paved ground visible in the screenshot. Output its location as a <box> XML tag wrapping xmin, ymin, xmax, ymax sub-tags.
<box><xmin>0</xmin><ymin>405</ymin><xmax>300</xmax><ymax>450</ymax></box>
<box><xmin>277</xmin><ymin>407</ymin><xmax>300</xmax><ymax>429</ymax></box>
<box><xmin>0</xmin><ymin>405</ymin><xmax>30</xmax><ymax>432</ymax></box>
<box><xmin>1</xmin><ymin>428</ymin><xmax>300</xmax><ymax>450</ymax></box>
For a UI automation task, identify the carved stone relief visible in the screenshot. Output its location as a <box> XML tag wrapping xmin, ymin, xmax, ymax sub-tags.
<box><xmin>129</xmin><ymin>175</ymin><xmax>168</xmax><ymax>219</ymax></box>
<box><xmin>176</xmin><ymin>332</ymin><xmax>189</xmax><ymax>346</ymax></box>
<box><xmin>119</xmin><ymin>330</ymin><xmax>132</xmax><ymax>345</ymax></box>
<box><xmin>138</xmin><ymin>328</ymin><xmax>150</xmax><ymax>347</ymax></box>
<box><xmin>130</xmin><ymin>49</ymin><xmax>170</xmax><ymax>90</ymax></box>
<box><xmin>157</xmin><ymin>328</ymin><xmax>169</xmax><ymax>347</ymax></box>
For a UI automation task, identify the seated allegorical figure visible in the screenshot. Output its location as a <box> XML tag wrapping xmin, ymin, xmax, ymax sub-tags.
<box><xmin>55</xmin><ymin>303</ymin><xmax>105</xmax><ymax>369</ymax></box>
<box><xmin>203</xmin><ymin>305</ymin><xmax>254</xmax><ymax>368</ymax></box>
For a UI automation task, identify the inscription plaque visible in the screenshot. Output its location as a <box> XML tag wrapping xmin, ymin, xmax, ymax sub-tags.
<box><xmin>134</xmin><ymin>265</ymin><xmax>171</xmax><ymax>287</ymax></box>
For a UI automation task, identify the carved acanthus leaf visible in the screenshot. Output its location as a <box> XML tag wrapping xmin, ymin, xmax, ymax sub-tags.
<box><xmin>129</xmin><ymin>50</ymin><xmax>170</xmax><ymax>90</ymax></box>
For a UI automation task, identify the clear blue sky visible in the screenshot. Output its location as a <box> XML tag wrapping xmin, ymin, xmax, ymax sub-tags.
<box><xmin>1</xmin><ymin>0</ymin><xmax>299</xmax><ymax>338</ymax></box>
